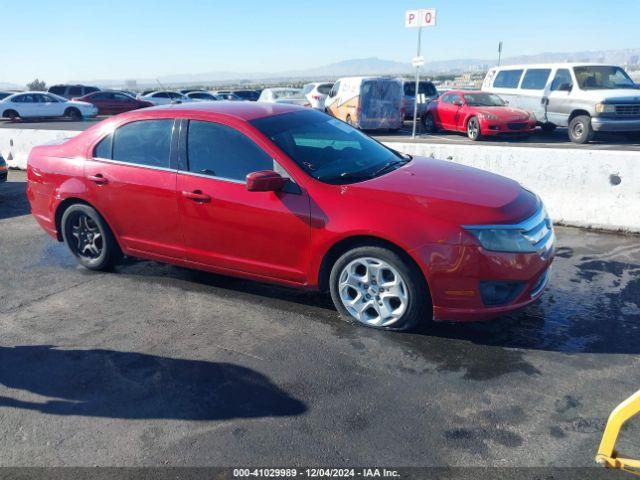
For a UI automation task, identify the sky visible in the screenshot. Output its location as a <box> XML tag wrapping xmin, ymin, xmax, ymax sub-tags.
<box><xmin>1</xmin><ymin>0</ymin><xmax>639</xmax><ymax>85</ymax></box>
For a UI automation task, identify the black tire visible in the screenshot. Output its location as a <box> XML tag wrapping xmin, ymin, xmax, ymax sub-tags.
<box><xmin>61</xmin><ymin>204</ymin><xmax>121</xmax><ymax>271</ymax></box>
<box><xmin>65</xmin><ymin>107</ymin><xmax>82</xmax><ymax>121</ymax></box>
<box><xmin>3</xmin><ymin>110</ymin><xmax>19</xmax><ymax>121</ymax></box>
<box><xmin>329</xmin><ymin>246</ymin><xmax>431</xmax><ymax>331</ymax></box>
<box><xmin>568</xmin><ymin>115</ymin><xmax>593</xmax><ymax>144</ymax></box>
<box><xmin>422</xmin><ymin>112</ymin><xmax>438</xmax><ymax>133</ymax></box>
<box><xmin>466</xmin><ymin>116</ymin><xmax>481</xmax><ymax>141</ymax></box>
<box><xmin>541</xmin><ymin>122</ymin><xmax>557</xmax><ymax>133</ymax></box>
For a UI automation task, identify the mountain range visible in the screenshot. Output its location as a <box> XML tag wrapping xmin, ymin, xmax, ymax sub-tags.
<box><xmin>6</xmin><ymin>47</ymin><xmax>639</xmax><ymax>89</ymax></box>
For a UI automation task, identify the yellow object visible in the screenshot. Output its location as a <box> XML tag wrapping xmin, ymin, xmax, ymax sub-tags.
<box><xmin>596</xmin><ymin>389</ymin><xmax>640</xmax><ymax>475</ymax></box>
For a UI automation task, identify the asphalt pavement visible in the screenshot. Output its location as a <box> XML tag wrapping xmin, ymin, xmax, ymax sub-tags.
<box><xmin>1</xmin><ymin>169</ymin><xmax>640</xmax><ymax>467</ymax></box>
<box><xmin>1</xmin><ymin>117</ymin><xmax>639</xmax><ymax>151</ymax></box>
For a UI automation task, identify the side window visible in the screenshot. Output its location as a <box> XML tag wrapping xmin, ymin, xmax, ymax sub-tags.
<box><xmin>12</xmin><ymin>95</ymin><xmax>25</xmax><ymax>103</ymax></box>
<box><xmin>68</xmin><ymin>86</ymin><xmax>82</xmax><ymax>96</ymax></box>
<box><xmin>329</xmin><ymin>81</ymin><xmax>340</xmax><ymax>97</ymax></box>
<box><xmin>550</xmin><ymin>69</ymin><xmax>573</xmax><ymax>91</ymax></box>
<box><xmin>493</xmin><ymin>69</ymin><xmax>524</xmax><ymax>88</ymax></box>
<box><xmin>49</xmin><ymin>86</ymin><xmax>65</xmax><ymax>95</ymax></box>
<box><xmin>187</xmin><ymin>121</ymin><xmax>275</xmax><ymax>182</ymax></box>
<box><xmin>112</xmin><ymin>120</ymin><xmax>174</xmax><ymax>168</ymax></box>
<box><xmin>94</xmin><ymin>134</ymin><xmax>113</xmax><ymax>159</ymax></box>
<box><xmin>521</xmin><ymin>69</ymin><xmax>551</xmax><ymax>90</ymax></box>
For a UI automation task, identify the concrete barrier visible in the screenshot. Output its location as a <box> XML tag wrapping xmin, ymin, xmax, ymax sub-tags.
<box><xmin>0</xmin><ymin>129</ymin><xmax>78</xmax><ymax>170</ymax></box>
<box><xmin>1</xmin><ymin>127</ymin><xmax>638</xmax><ymax>233</ymax></box>
<box><xmin>384</xmin><ymin>142</ymin><xmax>640</xmax><ymax>233</ymax></box>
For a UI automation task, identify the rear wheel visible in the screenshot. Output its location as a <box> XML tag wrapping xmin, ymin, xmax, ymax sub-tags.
<box><xmin>65</xmin><ymin>107</ymin><xmax>82</xmax><ymax>121</ymax></box>
<box><xmin>3</xmin><ymin>110</ymin><xmax>19</xmax><ymax>121</ymax></box>
<box><xmin>466</xmin><ymin>116</ymin><xmax>481</xmax><ymax>141</ymax></box>
<box><xmin>61</xmin><ymin>204</ymin><xmax>121</xmax><ymax>270</ymax></box>
<box><xmin>568</xmin><ymin>115</ymin><xmax>593</xmax><ymax>144</ymax></box>
<box><xmin>329</xmin><ymin>246</ymin><xmax>430</xmax><ymax>331</ymax></box>
<box><xmin>541</xmin><ymin>122</ymin><xmax>557</xmax><ymax>133</ymax></box>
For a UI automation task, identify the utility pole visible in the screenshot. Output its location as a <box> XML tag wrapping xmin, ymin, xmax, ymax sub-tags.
<box><xmin>498</xmin><ymin>41</ymin><xmax>503</xmax><ymax>66</ymax></box>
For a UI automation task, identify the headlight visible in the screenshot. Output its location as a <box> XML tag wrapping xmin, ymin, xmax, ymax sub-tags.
<box><xmin>465</xmin><ymin>228</ymin><xmax>537</xmax><ymax>253</ymax></box>
<box><xmin>478</xmin><ymin>112</ymin><xmax>498</xmax><ymax>120</ymax></box>
<box><xmin>595</xmin><ymin>103</ymin><xmax>615</xmax><ymax>113</ymax></box>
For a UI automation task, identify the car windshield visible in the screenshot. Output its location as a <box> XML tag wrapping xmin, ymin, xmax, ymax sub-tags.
<box><xmin>251</xmin><ymin>110</ymin><xmax>409</xmax><ymax>185</ymax></box>
<box><xmin>463</xmin><ymin>93</ymin><xmax>506</xmax><ymax>107</ymax></box>
<box><xmin>574</xmin><ymin>66</ymin><xmax>637</xmax><ymax>90</ymax></box>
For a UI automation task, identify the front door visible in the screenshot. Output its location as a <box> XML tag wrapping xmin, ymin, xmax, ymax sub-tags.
<box><xmin>544</xmin><ymin>68</ymin><xmax>574</xmax><ymax>127</ymax></box>
<box><xmin>437</xmin><ymin>93</ymin><xmax>463</xmax><ymax>129</ymax></box>
<box><xmin>176</xmin><ymin>120</ymin><xmax>311</xmax><ymax>284</ymax></box>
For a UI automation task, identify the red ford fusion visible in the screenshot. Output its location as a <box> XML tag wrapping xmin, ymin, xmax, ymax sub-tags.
<box><xmin>27</xmin><ymin>103</ymin><xmax>554</xmax><ymax>331</ymax></box>
<box><xmin>424</xmin><ymin>90</ymin><xmax>537</xmax><ymax>140</ymax></box>
<box><xmin>73</xmin><ymin>90</ymin><xmax>153</xmax><ymax>115</ymax></box>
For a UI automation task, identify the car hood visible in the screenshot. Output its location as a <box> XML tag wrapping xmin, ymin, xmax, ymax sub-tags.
<box><xmin>577</xmin><ymin>88</ymin><xmax>640</xmax><ymax>102</ymax></box>
<box><xmin>474</xmin><ymin>106</ymin><xmax>530</xmax><ymax>119</ymax></box>
<box><xmin>344</xmin><ymin>156</ymin><xmax>538</xmax><ymax>225</ymax></box>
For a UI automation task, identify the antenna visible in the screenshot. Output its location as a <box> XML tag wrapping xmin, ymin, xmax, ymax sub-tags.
<box><xmin>498</xmin><ymin>41</ymin><xmax>503</xmax><ymax>66</ymax></box>
<box><xmin>155</xmin><ymin>78</ymin><xmax>167</xmax><ymax>91</ymax></box>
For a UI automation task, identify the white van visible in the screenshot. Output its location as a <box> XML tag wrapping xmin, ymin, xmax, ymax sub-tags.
<box><xmin>482</xmin><ymin>63</ymin><xmax>640</xmax><ymax>143</ymax></box>
<box><xmin>324</xmin><ymin>77</ymin><xmax>403</xmax><ymax>131</ymax></box>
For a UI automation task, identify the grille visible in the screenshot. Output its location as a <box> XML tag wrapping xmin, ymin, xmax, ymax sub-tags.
<box><xmin>522</xmin><ymin>213</ymin><xmax>554</xmax><ymax>259</ymax></box>
<box><xmin>507</xmin><ymin>122</ymin><xmax>528</xmax><ymax>130</ymax></box>
<box><xmin>615</xmin><ymin>104</ymin><xmax>640</xmax><ymax>116</ymax></box>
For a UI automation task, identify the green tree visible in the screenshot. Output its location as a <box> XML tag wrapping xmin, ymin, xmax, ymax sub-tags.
<box><xmin>26</xmin><ymin>78</ymin><xmax>46</xmax><ymax>91</ymax></box>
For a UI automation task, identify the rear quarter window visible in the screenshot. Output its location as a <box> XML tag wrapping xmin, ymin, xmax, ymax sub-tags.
<box><xmin>493</xmin><ymin>69</ymin><xmax>524</xmax><ymax>89</ymax></box>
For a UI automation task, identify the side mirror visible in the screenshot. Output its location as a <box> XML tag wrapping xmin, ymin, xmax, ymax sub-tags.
<box><xmin>453</xmin><ymin>100</ymin><xmax>463</xmax><ymax>107</ymax></box>
<box><xmin>558</xmin><ymin>83</ymin><xmax>572</xmax><ymax>92</ymax></box>
<box><xmin>246</xmin><ymin>170</ymin><xmax>286</xmax><ymax>192</ymax></box>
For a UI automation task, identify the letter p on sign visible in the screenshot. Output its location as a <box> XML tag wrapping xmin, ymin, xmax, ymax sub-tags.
<box><xmin>405</xmin><ymin>8</ymin><xmax>437</xmax><ymax>28</ymax></box>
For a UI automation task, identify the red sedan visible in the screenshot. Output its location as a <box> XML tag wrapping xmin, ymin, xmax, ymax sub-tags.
<box><xmin>73</xmin><ymin>91</ymin><xmax>153</xmax><ymax>115</ymax></box>
<box><xmin>424</xmin><ymin>90</ymin><xmax>537</xmax><ymax>140</ymax></box>
<box><xmin>26</xmin><ymin>103</ymin><xmax>554</xmax><ymax>330</ymax></box>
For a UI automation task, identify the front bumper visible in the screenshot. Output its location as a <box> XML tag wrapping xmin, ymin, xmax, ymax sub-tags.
<box><xmin>480</xmin><ymin>119</ymin><xmax>537</xmax><ymax>135</ymax></box>
<box><xmin>592</xmin><ymin>116</ymin><xmax>640</xmax><ymax>132</ymax></box>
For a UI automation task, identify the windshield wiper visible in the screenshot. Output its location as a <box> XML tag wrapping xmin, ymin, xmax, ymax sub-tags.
<box><xmin>371</xmin><ymin>159</ymin><xmax>409</xmax><ymax>177</ymax></box>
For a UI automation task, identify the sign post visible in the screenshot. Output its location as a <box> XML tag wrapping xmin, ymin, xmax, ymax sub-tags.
<box><xmin>405</xmin><ymin>9</ymin><xmax>437</xmax><ymax>138</ymax></box>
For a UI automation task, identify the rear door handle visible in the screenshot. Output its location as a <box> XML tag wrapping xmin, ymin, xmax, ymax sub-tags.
<box><xmin>88</xmin><ymin>174</ymin><xmax>108</xmax><ymax>185</ymax></box>
<box><xmin>182</xmin><ymin>190</ymin><xmax>211</xmax><ymax>203</ymax></box>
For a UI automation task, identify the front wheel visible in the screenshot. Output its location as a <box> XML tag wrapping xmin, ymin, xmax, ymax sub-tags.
<box><xmin>422</xmin><ymin>112</ymin><xmax>438</xmax><ymax>133</ymax></box>
<box><xmin>65</xmin><ymin>108</ymin><xmax>82</xmax><ymax>121</ymax></box>
<box><xmin>329</xmin><ymin>246</ymin><xmax>430</xmax><ymax>331</ymax></box>
<box><xmin>61</xmin><ymin>204</ymin><xmax>121</xmax><ymax>270</ymax></box>
<box><xmin>466</xmin><ymin>116</ymin><xmax>481</xmax><ymax>141</ymax></box>
<box><xmin>568</xmin><ymin>115</ymin><xmax>593</xmax><ymax>144</ymax></box>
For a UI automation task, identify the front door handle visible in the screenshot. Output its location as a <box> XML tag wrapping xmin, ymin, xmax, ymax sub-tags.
<box><xmin>182</xmin><ymin>190</ymin><xmax>211</xmax><ymax>203</ymax></box>
<box><xmin>88</xmin><ymin>174</ymin><xmax>108</xmax><ymax>185</ymax></box>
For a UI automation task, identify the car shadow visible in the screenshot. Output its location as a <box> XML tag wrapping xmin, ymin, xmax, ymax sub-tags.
<box><xmin>0</xmin><ymin>345</ymin><xmax>306</xmax><ymax>420</ymax></box>
<box><xmin>0</xmin><ymin>177</ymin><xmax>30</xmax><ymax>220</ymax></box>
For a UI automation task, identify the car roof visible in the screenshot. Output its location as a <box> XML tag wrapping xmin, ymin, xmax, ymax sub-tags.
<box><xmin>140</xmin><ymin>101</ymin><xmax>303</xmax><ymax>121</ymax></box>
<box><xmin>489</xmin><ymin>62</ymin><xmax>619</xmax><ymax>70</ymax></box>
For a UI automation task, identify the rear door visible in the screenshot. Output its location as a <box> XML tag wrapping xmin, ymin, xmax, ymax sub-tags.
<box><xmin>84</xmin><ymin>118</ymin><xmax>184</xmax><ymax>261</ymax></box>
<box><xmin>176</xmin><ymin>119</ymin><xmax>311</xmax><ymax>283</ymax></box>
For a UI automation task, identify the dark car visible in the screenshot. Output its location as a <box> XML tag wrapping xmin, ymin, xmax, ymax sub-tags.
<box><xmin>49</xmin><ymin>84</ymin><xmax>100</xmax><ymax>99</ymax></box>
<box><xmin>0</xmin><ymin>91</ymin><xmax>13</xmax><ymax>101</ymax></box>
<box><xmin>72</xmin><ymin>91</ymin><xmax>153</xmax><ymax>115</ymax></box>
<box><xmin>230</xmin><ymin>90</ymin><xmax>261</xmax><ymax>101</ymax></box>
<box><xmin>0</xmin><ymin>153</ymin><xmax>7</xmax><ymax>184</ymax></box>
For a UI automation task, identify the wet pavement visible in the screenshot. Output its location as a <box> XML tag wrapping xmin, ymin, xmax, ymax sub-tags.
<box><xmin>1</xmin><ymin>169</ymin><xmax>640</xmax><ymax>467</ymax></box>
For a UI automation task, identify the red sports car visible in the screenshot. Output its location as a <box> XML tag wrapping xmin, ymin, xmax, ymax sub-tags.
<box><xmin>73</xmin><ymin>91</ymin><xmax>153</xmax><ymax>115</ymax></box>
<box><xmin>424</xmin><ymin>90</ymin><xmax>537</xmax><ymax>140</ymax></box>
<box><xmin>26</xmin><ymin>103</ymin><xmax>554</xmax><ymax>330</ymax></box>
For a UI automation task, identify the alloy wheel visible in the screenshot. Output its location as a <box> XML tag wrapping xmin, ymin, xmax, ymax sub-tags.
<box><xmin>467</xmin><ymin>118</ymin><xmax>480</xmax><ymax>140</ymax></box>
<box><xmin>338</xmin><ymin>257</ymin><xmax>409</xmax><ymax>327</ymax></box>
<box><xmin>71</xmin><ymin>214</ymin><xmax>103</xmax><ymax>259</ymax></box>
